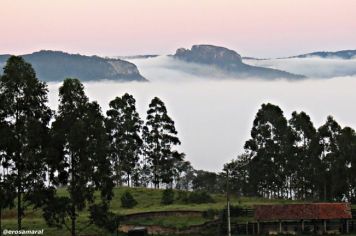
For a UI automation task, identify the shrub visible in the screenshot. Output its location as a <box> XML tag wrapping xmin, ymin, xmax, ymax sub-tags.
<box><xmin>121</xmin><ymin>191</ymin><xmax>137</xmax><ymax>208</ymax></box>
<box><xmin>203</xmin><ymin>208</ymin><xmax>219</xmax><ymax>219</ymax></box>
<box><xmin>176</xmin><ymin>190</ymin><xmax>189</xmax><ymax>202</ymax></box>
<box><xmin>161</xmin><ymin>189</ymin><xmax>175</xmax><ymax>205</ymax></box>
<box><xmin>186</xmin><ymin>191</ymin><xmax>215</xmax><ymax>204</ymax></box>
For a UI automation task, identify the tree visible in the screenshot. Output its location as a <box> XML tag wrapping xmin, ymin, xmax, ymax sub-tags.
<box><xmin>226</xmin><ymin>103</ymin><xmax>356</xmax><ymax>201</ymax></box>
<box><xmin>344</xmin><ymin>128</ymin><xmax>356</xmax><ymax>202</ymax></box>
<box><xmin>0</xmin><ymin>56</ymin><xmax>52</xmax><ymax>230</ymax></box>
<box><xmin>106</xmin><ymin>93</ymin><xmax>143</xmax><ymax>187</ymax></box>
<box><xmin>174</xmin><ymin>161</ymin><xmax>194</xmax><ymax>190</ymax></box>
<box><xmin>0</xmin><ymin>155</ymin><xmax>16</xmax><ymax>235</ymax></box>
<box><xmin>45</xmin><ymin>78</ymin><xmax>114</xmax><ymax>236</ymax></box>
<box><xmin>289</xmin><ymin>111</ymin><xmax>317</xmax><ymax>200</ymax></box>
<box><xmin>333</xmin><ymin>126</ymin><xmax>356</xmax><ymax>201</ymax></box>
<box><xmin>244</xmin><ymin>103</ymin><xmax>292</xmax><ymax>198</ymax></box>
<box><xmin>0</xmin><ymin>107</ymin><xmax>15</xmax><ymax>234</ymax></box>
<box><xmin>315</xmin><ymin>116</ymin><xmax>342</xmax><ymax>201</ymax></box>
<box><xmin>143</xmin><ymin>97</ymin><xmax>184</xmax><ymax>188</ymax></box>
<box><xmin>161</xmin><ymin>189</ymin><xmax>175</xmax><ymax>205</ymax></box>
<box><xmin>224</xmin><ymin>154</ymin><xmax>249</xmax><ymax>196</ymax></box>
<box><xmin>192</xmin><ymin>170</ymin><xmax>219</xmax><ymax>193</ymax></box>
<box><xmin>121</xmin><ymin>191</ymin><xmax>137</xmax><ymax>208</ymax></box>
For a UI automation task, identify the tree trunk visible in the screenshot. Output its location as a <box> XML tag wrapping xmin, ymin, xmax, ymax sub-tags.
<box><xmin>154</xmin><ymin>165</ymin><xmax>158</xmax><ymax>189</ymax></box>
<box><xmin>0</xmin><ymin>206</ymin><xmax>2</xmax><ymax>236</ymax></box>
<box><xmin>17</xmin><ymin>187</ymin><xmax>22</xmax><ymax>232</ymax></box>
<box><xmin>70</xmin><ymin>152</ymin><xmax>76</xmax><ymax>236</ymax></box>
<box><xmin>71</xmin><ymin>207</ymin><xmax>76</xmax><ymax>236</ymax></box>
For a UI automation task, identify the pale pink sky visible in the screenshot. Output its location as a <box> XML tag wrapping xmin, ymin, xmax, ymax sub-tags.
<box><xmin>1</xmin><ymin>0</ymin><xmax>356</xmax><ymax>57</ymax></box>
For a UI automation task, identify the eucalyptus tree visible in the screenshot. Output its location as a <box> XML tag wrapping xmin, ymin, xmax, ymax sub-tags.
<box><xmin>226</xmin><ymin>103</ymin><xmax>356</xmax><ymax>201</ymax></box>
<box><xmin>224</xmin><ymin>154</ymin><xmax>250</xmax><ymax>196</ymax></box>
<box><xmin>106</xmin><ymin>93</ymin><xmax>143</xmax><ymax>187</ymax></box>
<box><xmin>0</xmin><ymin>102</ymin><xmax>11</xmax><ymax>234</ymax></box>
<box><xmin>315</xmin><ymin>116</ymin><xmax>342</xmax><ymax>201</ymax></box>
<box><xmin>0</xmin><ymin>125</ymin><xmax>16</xmax><ymax>235</ymax></box>
<box><xmin>143</xmin><ymin>97</ymin><xmax>184</xmax><ymax>189</ymax></box>
<box><xmin>244</xmin><ymin>103</ymin><xmax>292</xmax><ymax>198</ymax></box>
<box><xmin>45</xmin><ymin>78</ymin><xmax>114</xmax><ymax>236</ymax></box>
<box><xmin>174</xmin><ymin>160</ymin><xmax>194</xmax><ymax>190</ymax></box>
<box><xmin>0</xmin><ymin>56</ymin><xmax>52</xmax><ymax>230</ymax></box>
<box><xmin>192</xmin><ymin>170</ymin><xmax>219</xmax><ymax>193</ymax></box>
<box><xmin>289</xmin><ymin>111</ymin><xmax>317</xmax><ymax>199</ymax></box>
<box><xmin>334</xmin><ymin>126</ymin><xmax>356</xmax><ymax>201</ymax></box>
<box><xmin>347</xmin><ymin>128</ymin><xmax>356</xmax><ymax>202</ymax></box>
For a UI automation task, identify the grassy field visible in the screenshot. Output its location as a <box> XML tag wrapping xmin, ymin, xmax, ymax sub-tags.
<box><xmin>123</xmin><ymin>215</ymin><xmax>209</xmax><ymax>229</ymax></box>
<box><xmin>1</xmin><ymin>187</ymin><xmax>355</xmax><ymax>236</ymax></box>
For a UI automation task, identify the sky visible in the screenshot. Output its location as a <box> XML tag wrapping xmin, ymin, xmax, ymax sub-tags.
<box><xmin>1</xmin><ymin>0</ymin><xmax>356</xmax><ymax>57</ymax></box>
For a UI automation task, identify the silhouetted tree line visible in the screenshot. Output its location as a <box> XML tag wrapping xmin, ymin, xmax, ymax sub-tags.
<box><xmin>0</xmin><ymin>57</ymin><xmax>189</xmax><ymax>235</ymax></box>
<box><xmin>225</xmin><ymin>103</ymin><xmax>356</xmax><ymax>203</ymax></box>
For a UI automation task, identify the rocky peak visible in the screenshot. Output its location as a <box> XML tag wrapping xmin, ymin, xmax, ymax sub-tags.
<box><xmin>173</xmin><ymin>44</ymin><xmax>305</xmax><ymax>79</ymax></box>
<box><xmin>174</xmin><ymin>45</ymin><xmax>243</xmax><ymax>67</ymax></box>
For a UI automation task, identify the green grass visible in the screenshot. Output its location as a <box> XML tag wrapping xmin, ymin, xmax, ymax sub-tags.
<box><xmin>107</xmin><ymin>187</ymin><xmax>308</xmax><ymax>215</ymax></box>
<box><xmin>1</xmin><ymin>187</ymin><xmax>355</xmax><ymax>236</ymax></box>
<box><xmin>124</xmin><ymin>215</ymin><xmax>209</xmax><ymax>229</ymax></box>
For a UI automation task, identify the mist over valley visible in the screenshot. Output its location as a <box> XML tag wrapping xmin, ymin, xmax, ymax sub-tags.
<box><xmin>45</xmin><ymin>52</ymin><xmax>356</xmax><ymax>171</ymax></box>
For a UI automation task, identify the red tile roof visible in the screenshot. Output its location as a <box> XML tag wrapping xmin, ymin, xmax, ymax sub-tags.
<box><xmin>254</xmin><ymin>203</ymin><xmax>352</xmax><ymax>221</ymax></box>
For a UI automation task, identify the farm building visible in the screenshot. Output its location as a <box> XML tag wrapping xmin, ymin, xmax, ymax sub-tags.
<box><xmin>254</xmin><ymin>203</ymin><xmax>352</xmax><ymax>235</ymax></box>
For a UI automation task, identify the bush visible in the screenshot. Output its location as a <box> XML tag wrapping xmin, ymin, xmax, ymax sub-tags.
<box><xmin>203</xmin><ymin>208</ymin><xmax>219</xmax><ymax>219</ymax></box>
<box><xmin>186</xmin><ymin>191</ymin><xmax>215</xmax><ymax>204</ymax></box>
<box><xmin>121</xmin><ymin>191</ymin><xmax>137</xmax><ymax>208</ymax></box>
<box><xmin>161</xmin><ymin>189</ymin><xmax>175</xmax><ymax>205</ymax></box>
<box><xmin>176</xmin><ymin>190</ymin><xmax>189</xmax><ymax>202</ymax></box>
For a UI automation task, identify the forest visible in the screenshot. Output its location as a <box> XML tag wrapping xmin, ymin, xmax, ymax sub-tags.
<box><xmin>225</xmin><ymin>104</ymin><xmax>356</xmax><ymax>202</ymax></box>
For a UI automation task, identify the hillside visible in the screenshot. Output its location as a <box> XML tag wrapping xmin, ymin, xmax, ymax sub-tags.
<box><xmin>173</xmin><ymin>45</ymin><xmax>306</xmax><ymax>79</ymax></box>
<box><xmin>290</xmin><ymin>49</ymin><xmax>356</xmax><ymax>59</ymax></box>
<box><xmin>0</xmin><ymin>50</ymin><xmax>147</xmax><ymax>82</ymax></box>
<box><xmin>1</xmin><ymin>187</ymin><xmax>316</xmax><ymax>236</ymax></box>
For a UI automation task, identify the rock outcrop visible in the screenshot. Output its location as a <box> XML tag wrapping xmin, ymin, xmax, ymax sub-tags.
<box><xmin>173</xmin><ymin>45</ymin><xmax>305</xmax><ymax>79</ymax></box>
<box><xmin>0</xmin><ymin>50</ymin><xmax>147</xmax><ymax>82</ymax></box>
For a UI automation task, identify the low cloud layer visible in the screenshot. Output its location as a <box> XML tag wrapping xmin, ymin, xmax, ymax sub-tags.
<box><xmin>128</xmin><ymin>56</ymin><xmax>231</xmax><ymax>82</ymax></box>
<box><xmin>47</xmin><ymin>56</ymin><xmax>356</xmax><ymax>171</ymax></box>
<box><xmin>244</xmin><ymin>57</ymin><xmax>356</xmax><ymax>78</ymax></box>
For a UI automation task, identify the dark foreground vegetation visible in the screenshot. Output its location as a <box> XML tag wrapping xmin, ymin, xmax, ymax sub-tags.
<box><xmin>225</xmin><ymin>104</ymin><xmax>356</xmax><ymax>202</ymax></box>
<box><xmin>1</xmin><ymin>56</ymin><xmax>356</xmax><ymax>236</ymax></box>
<box><xmin>1</xmin><ymin>187</ymin><xmax>324</xmax><ymax>236</ymax></box>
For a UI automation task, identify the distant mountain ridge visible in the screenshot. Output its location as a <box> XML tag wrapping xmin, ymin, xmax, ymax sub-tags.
<box><xmin>289</xmin><ymin>50</ymin><xmax>356</xmax><ymax>59</ymax></box>
<box><xmin>173</xmin><ymin>45</ymin><xmax>306</xmax><ymax>79</ymax></box>
<box><xmin>0</xmin><ymin>50</ymin><xmax>147</xmax><ymax>82</ymax></box>
<box><xmin>119</xmin><ymin>55</ymin><xmax>159</xmax><ymax>60</ymax></box>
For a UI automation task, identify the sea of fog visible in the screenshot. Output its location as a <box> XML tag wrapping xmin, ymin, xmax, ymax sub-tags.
<box><xmin>48</xmin><ymin>56</ymin><xmax>356</xmax><ymax>172</ymax></box>
<box><xmin>244</xmin><ymin>57</ymin><xmax>356</xmax><ymax>78</ymax></box>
